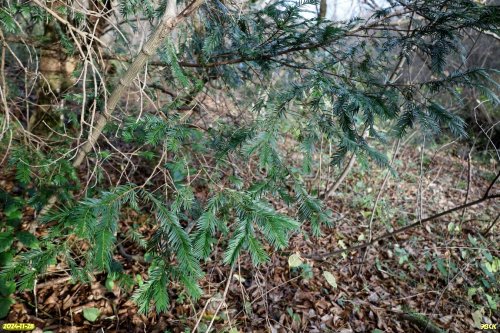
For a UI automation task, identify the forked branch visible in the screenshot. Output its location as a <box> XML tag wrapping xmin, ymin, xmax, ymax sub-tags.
<box><xmin>38</xmin><ymin>0</ymin><xmax>205</xmax><ymax>216</ymax></box>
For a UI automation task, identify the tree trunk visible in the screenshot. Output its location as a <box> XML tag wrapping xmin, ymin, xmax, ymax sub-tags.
<box><xmin>319</xmin><ymin>0</ymin><xmax>327</xmax><ymax>19</ymax></box>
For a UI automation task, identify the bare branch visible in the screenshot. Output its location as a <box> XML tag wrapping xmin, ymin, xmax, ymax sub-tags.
<box><xmin>38</xmin><ymin>0</ymin><xmax>205</xmax><ymax>216</ymax></box>
<box><xmin>305</xmin><ymin>194</ymin><xmax>500</xmax><ymax>261</ymax></box>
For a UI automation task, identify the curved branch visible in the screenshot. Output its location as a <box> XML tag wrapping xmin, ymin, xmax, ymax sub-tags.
<box><xmin>38</xmin><ymin>0</ymin><xmax>205</xmax><ymax>216</ymax></box>
<box><xmin>484</xmin><ymin>170</ymin><xmax>499</xmax><ymax>198</ymax></box>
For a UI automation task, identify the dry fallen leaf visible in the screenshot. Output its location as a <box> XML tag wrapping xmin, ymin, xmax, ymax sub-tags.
<box><xmin>233</xmin><ymin>273</ymin><xmax>246</xmax><ymax>283</ymax></box>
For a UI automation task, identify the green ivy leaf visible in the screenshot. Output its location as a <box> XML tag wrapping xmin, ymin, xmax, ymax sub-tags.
<box><xmin>0</xmin><ymin>279</ymin><xmax>16</xmax><ymax>297</ymax></box>
<box><xmin>16</xmin><ymin>231</ymin><xmax>39</xmax><ymax>249</ymax></box>
<box><xmin>83</xmin><ymin>307</ymin><xmax>101</xmax><ymax>322</ymax></box>
<box><xmin>5</xmin><ymin>206</ymin><xmax>22</xmax><ymax>224</ymax></box>
<box><xmin>436</xmin><ymin>258</ymin><xmax>448</xmax><ymax>278</ymax></box>
<box><xmin>323</xmin><ymin>271</ymin><xmax>337</xmax><ymax>290</ymax></box>
<box><xmin>0</xmin><ymin>251</ymin><xmax>13</xmax><ymax>268</ymax></box>
<box><xmin>485</xmin><ymin>294</ymin><xmax>497</xmax><ymax>310</ymax></box>
<box><xmin>0</xmin><ymin>297</ymin><xmax>14</xmax><ymax>319</ymax></box>
<box><xmin>0</xmin><ymin>232</ymin><xmax>14</xmax><ymax>252</ymax></box>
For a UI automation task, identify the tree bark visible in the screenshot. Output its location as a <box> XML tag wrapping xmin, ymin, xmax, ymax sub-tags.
<box><xmin>319</xmin><ymin>0</ymin><xmax>327</xmax><ymax>19</ymax></box>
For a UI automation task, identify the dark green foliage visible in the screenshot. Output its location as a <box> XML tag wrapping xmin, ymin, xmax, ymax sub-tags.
<box><xmin>132</xmin><ymin>261</ymin><xmax>171</xmax><ymax>313</ymax></box>
<box><xmin>0</xmin><ymin>7</ymin><xmax>18</xmax><ymax>33</ymax></box>
<box><xmin>0</xmin><ymin>0</ymin><xmax>498</xmax><ymax>316</ymax></box>
<box><xmin>192</xmin><ymin>189</ymin><xmax>299</xmax><ymax>266</ymax></box>
<box><xmin>0</xmin><ymin>191</ymin><xmax>37</xmax><ymax>318</ymax></box>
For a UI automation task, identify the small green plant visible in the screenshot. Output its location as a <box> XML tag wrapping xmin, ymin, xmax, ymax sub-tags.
<box><xmin>286</xmin><ymin>307</ymin><xmax>301</xmax><ymax>323</ymax></box>
<box><xmin>299</xmin><ymin>263</ymin><xmax>314</xmax><ymax>280</ymax></box>
<box><xmin>82</xmin><ymin>307</ymin><xmax>101</xmax><ymax>322</ymax></box>
<box><xmin>0</xmin><ymin>190</ymin><xmax>30</xmax><ymax>318</ymax></box>
<box><xmin>394</xmin><ymin>246</ymin><xmax>410</xmax><ymax>265</ymax></box>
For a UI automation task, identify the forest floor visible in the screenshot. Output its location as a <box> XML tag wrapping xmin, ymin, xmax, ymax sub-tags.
<box><xmin>1</xmin><ymin>141</ymin><xmax>499</xmax><ymax>333</ymax></box>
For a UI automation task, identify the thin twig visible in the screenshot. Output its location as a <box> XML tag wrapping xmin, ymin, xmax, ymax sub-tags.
<box><xmin>483</xmin><ymin>170</ymin><xmax>499</xmax><ymax>198</ymax></box>
<box><xmin>461</xmin><ymin>148</ymin><xmax>472</xmax><ymax>220</ymax></box>
<box><xmin>358</xmin><ymin>139</ymin><xmax>401</xmax><ymax>270</ymax></box>
<box><xmin>482</xmin><ymin>213</ymin><xmax>500</xmax><ymax>236</ymax></box>
<box><xmin>194</xmin><ymin>265</ymin><xmax>235</xmax><ymax>333</ymax></box>
<box><xmin>367</xmin><ymin>139</ymin><xmax>401</xmax><ymax>242</ymax></box>
<box><xmin>37</xmin><ymin>0</ymin><xmax>205</xmax><ymax>217</ymax></box>
<box><xmin>205</xmin><ymin>265</ymin><xmax>234</xmax><ymax>332</ymax></box>
<box><xmin>418</xmin><ymin>135</ymin><xmax>425</xmax><ymax>224</ymax></box>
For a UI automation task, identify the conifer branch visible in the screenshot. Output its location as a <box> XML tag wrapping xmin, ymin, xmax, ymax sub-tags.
<box><xmin>323</xmin><ymin>50</ymin><xmax>407</xmax><ymax>199</ymax></box>
<box><xmin>478</xmin><ymin>29</ymin><xmax>500</xmax><ymax>41</ymax></box>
